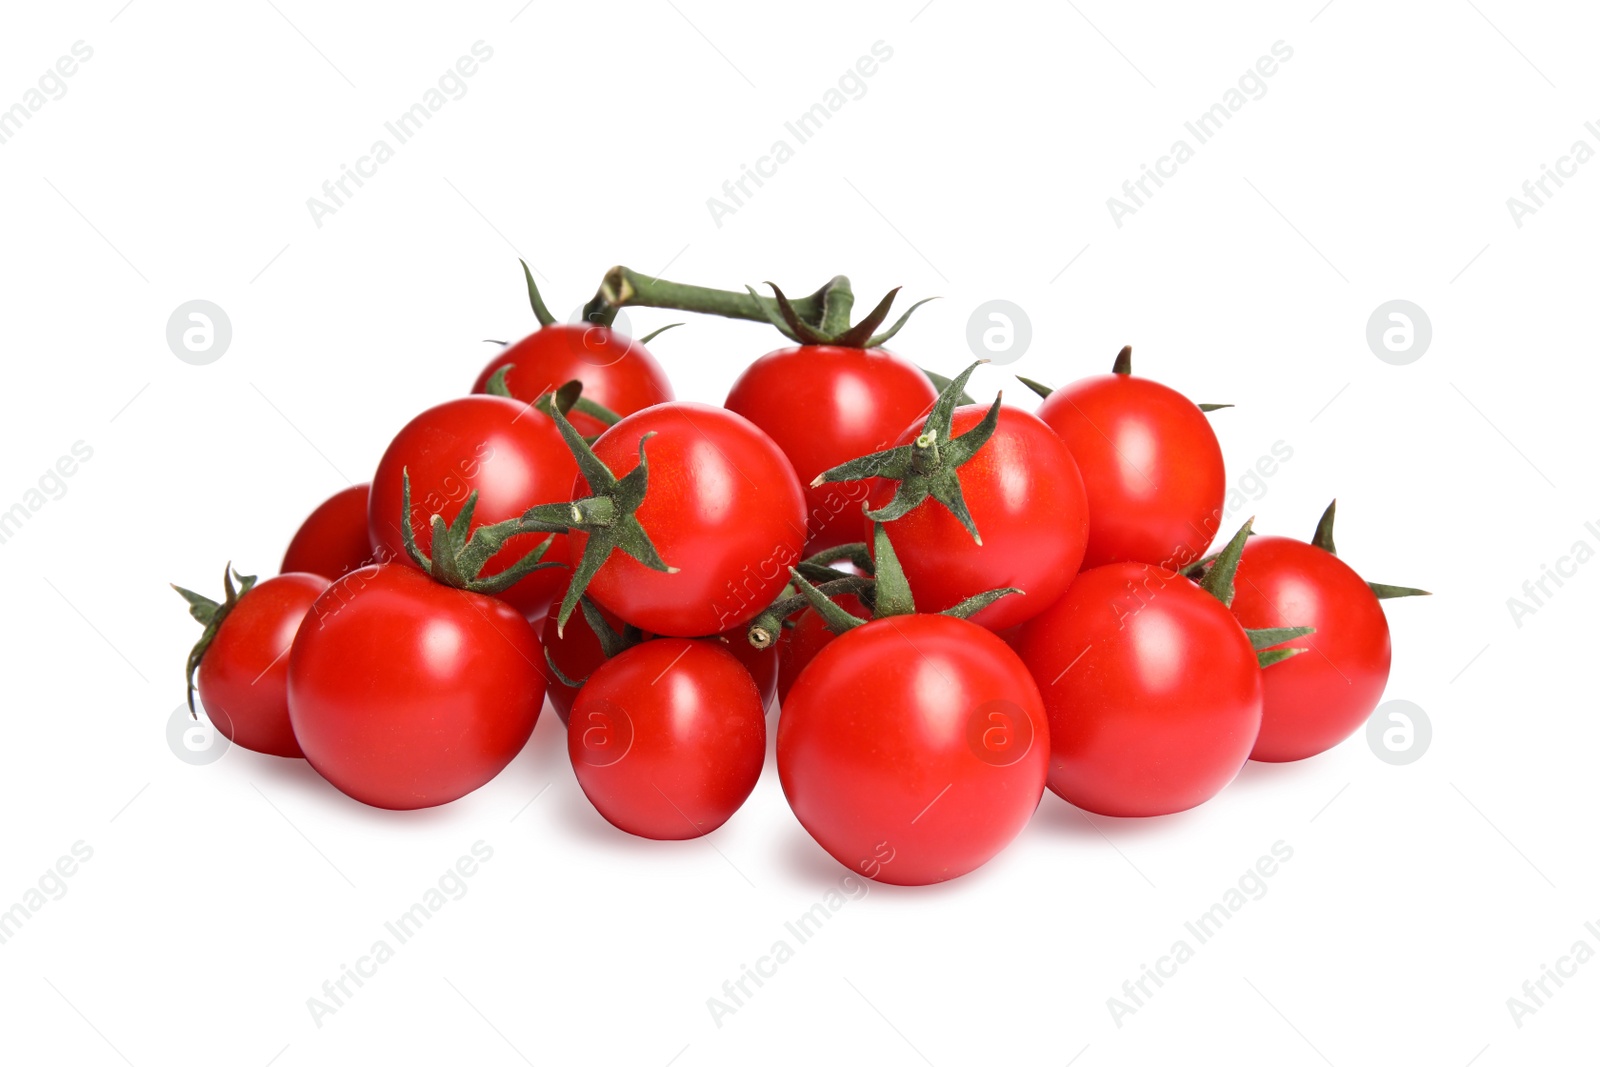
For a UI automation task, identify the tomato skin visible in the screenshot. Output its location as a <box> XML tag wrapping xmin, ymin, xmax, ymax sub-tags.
<box><xmin>868</xmin><ymin>405</ymin><xmax>1089</xmax><ymax>631</ymax></box>
<box><xmin>574</xmin><ymin>402</ymin><xmax>807</xmax><ymax>637</ymax></box>
<box><xmin>368</xmin><ymin>395</ymin><xmax>578</xmax><ymax>620</ymax></box>
<box><xmin>288</xmin><ymin>564</ymin><xmax>546</xmax><ymax>810</ymax></box>
<box><xmin>725</xmin><ymin>346</ymin><xmax>938</xmax><ymax>553</ymax></box>
<box><xmin>282</xmin><ymin>484</ymin><xmax>374</xmax><ymax>580</ymax></box>
<box><xmin>569</xmin><ymin>639</ymin><xmax>765</xmax><ymax>840</ymax></box>
<box><xmin>1229</xmin><ymin>536</ymin><xmax>1392</xmax><ymax>762</ymax></box>
<box><xmin>1013</xmin><ymin>562</ymin><xmax>1262</xmax><ymax>817</ymax></box>
<box><xmin>1036</xmin><ymin>374</ymin><xmax>1225</xmax><ymax>570</ymax></box>
<box><xmin>196</xmin><ymin>573</ymin><xmax>327</xmax><ymax>758</ymax></box>
<box><xmin>778</xmin><ymin>614</ymin><xmax>1048</xmax><ymax>885</ymax></box>
<box><xmin>776</xmin><ymin>592</ymin><xmax>871</xmax><ymax>706</ymax></box>
<box><xmin>473</xmin><ymin>325</ymin><xmax>674</xmax><ymax>438</ymax></box>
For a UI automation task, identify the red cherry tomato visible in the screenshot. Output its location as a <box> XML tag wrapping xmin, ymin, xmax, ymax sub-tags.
<box><xmin>369</xmin><ymin>396</ymin><xmax>578</xmax><ymax>620</ymax></box>
<box><xmin>725</xmin><ymin>346</ymin><xmax>938</xmax><ymax>553</ymax></box>
<box><xmin>1229</xmin><ymin>536</ymin><xmax>1392</xmax><ymax>762</ymax></box>
<box><xmin>288</xmin><ymin>564</ymin><xmax>546</xmax><ymax>809</ymax></box>
<box><xmin>776</xmin><ymin>591</ymin><xmax>871</xmax><ymax>706</ymax></box>
<box><xmin>1013</xmin><ymin>562</ymin><xmax>1262</xmax><ymax>817</ymax></box>
<box><xmin>868</xmin><ymin>405</ymin><xmax>1089</xmax><ymax>631</ymax></box>
<box><xmin>282</xmin><ymin>484</ymin><xmax>374</xmax><ymax>580</ymax></box>
<box><xmin>473</xmin><ymin>325</ymin><xmax>674</xmax><ymax>438</ymax></box>
<box><xmin>778</xmin><ymin>614</ymin><xmax>1048</xmax><ymax>885</ymax></box>
<box><xmin>1036</xmin><ymin>372</ymin><xmax>1224</xmax><ymax>570</ymax></box>
<box><xmin>569</xmin><ymin>639</ymin><xmax>765</xmax><ymax>839</ymax></box>
<box><xmin>574</xmin><ymin>402</ymin><xmax>806</xmax><ymax>637</ymax></box>
<box><xmin>194</xmin><ymin>573</ymin><xmax>327</xmax><ymax>758</ymax></box>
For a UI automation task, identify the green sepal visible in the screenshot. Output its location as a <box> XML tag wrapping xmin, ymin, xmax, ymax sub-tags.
<box><xmin>813</xmin><ymin>361</ymin><xmax>999</xmax><ymax>544</ymax></box>
<box><xmin>1112</xmin><ymin>345</ymin><xmax>1133</xmax><ymax>375</ymax></box>
<box><xmin>786</xmin><ymin>569</ymin><xmax>872</xmax><ymax>637</ymax></box>
<box><xmin>521</xmin><ymin>259</ymin><xmax>556</xmax><ymax>327</ymax></box>
<box><xmin>942</xmin><ymin>586</ymin><xmax>1023</xmax><ymax>620</ymax></box>
<box><xmin>397</xmin><ymin>469</ymin><xmax>560</xmax><ymax>595</ymax></box>
<box><xmin>1257</xmin><ymin>646</ymin><xmax>1307</xmax><ymax>669</ymax></box>
<box><xmin>820</xmin><ymin>276</ymin><xmax>855</xmax><ymax>335</ymax></box>
<box><xmin>751</xmin><ymin>283</ymin><xmax>824</xmax><ymax>344</ymax></box>
<box><xmin>1369</xmin><ymin>582</ymin><xmax>1431</xmax><ymax>599</ymax></box>
<box><xmin>864</xmin><ymin>297</ymin><xmax>938</xmax><ymax>349</ymax></box>
<box><xmin>745</xmin><ymin>575</ymin><xmax>874</xmax><ymax>648</ymax></box>
<box><xmin>1312</xmin><ymin>499</ymin><xmax>1338</xmax><ymax>554</ymax></box>
<box><xmin>637</xmin><ymin>322</ymin><xmax>682</xmax><ymax>345</ymax></box>
<box><xmin>1016</xmin><ymin>375</ymin><xmax>1053</xmax><ymax>400</ymax></box>
<box><xmin>868</xmin><ymin>522</ymin><xmax>915</xmax><ymax>617</ymax></box>
<box><xmin>171</xmin><ymin>564</ymin><xmax>259</xmax><ymax>716</ymax></box>
<box><xmin>1198</xmin><ymin>403</ymin><xmax>1233</xmax><ymax>412</ymax></box>
<box><xmin>1244</xmin><ymin>625</ymin><xmax>1314</xmax><ymax>650</ymax></box>
<box><xmin>923</xmin><ymin>367</ymin><xmax>976</xmax><ymax>404</ymax></box>
<box><xmin>543</xmin><ymin>647</ymin><xmax>588</xmax><ymax>689</ymax></box>
<box><xmin>484</xmin><ymin>365</ymin><xmax>514</xmax><ymax>397</ymax></box>
<box><xmin>793</xmin><ymin>541</ymin><xmax>875</xmax><ymax>585</ymax></box>
<box><xmin>832</xmin><ymin>286</ymin><xmax>900</xmax><ymax>349</ymax></box>
<box><xmin>519</xmin><ymin>404</ymin><xmax>676</xmax><ymax>634</ymax></box>
<box><xmin>1198</xmin><ymin>518</ymin><xmax>1254</xmax><ymax>607</ymax></box>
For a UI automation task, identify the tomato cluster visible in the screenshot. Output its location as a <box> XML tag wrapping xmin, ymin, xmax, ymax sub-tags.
<box><xmin>173</xmin><ymin>263</ymin><xmax>1426</xmax><ymax>887</ymax></box>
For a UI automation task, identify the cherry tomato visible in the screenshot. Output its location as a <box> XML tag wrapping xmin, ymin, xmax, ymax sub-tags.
<box><xmin>778</xmin><ymin>614</ymin><xmax>1048</xmax><ymax>885</ymax></box>
<box><xmin>474</xmin><ymin>325</ymin><xmax>673</xmax><ymax>438</ymax></box>
<box><xmin>369</xmin><ymin>396</ymin><xmax>577</xmax><ymax>620</ymax></box>
<box><xmin>191</xmin><ymin>573</ymin><xmax>327</xmax><ymax>758</ymax></box>
<box><xmin>1036</xmin><ymin>370</ymin><xmax>1224</xmax><ymax>570</ymax></box>
<box><xmin>776</xmin><ymin>591</ymin><xmax>871</xmax><ymax>706</ymax></box>
<box><xmin>725</xmin><ymin>346</ymin><xmax>937</xmax><ymax>553</ymax></box>
<box><xmin>1229</xmin><ymin>536</ymin><xmax>1391</xmax><ymax>762</ymax></box>
<box><xmin>869</xmin><ymin>405</ymin><xmax>1089</xmax><ymax>631</ymax></box>
<box><xmin>573</xmin><ymin>402</ymin><xmax>806</xmax><ymax>637</ymax></box>
<box><xmin>282</xmin><ymin>484</ymin><xmax>374</xmax><ymax>580</ymax></box>
<box><xmin>1013</xmin><ymin>562</ymin><xmax>1262</xmax><ymax>817</ymax></box>
<box><xmin>569</xmin><ymin>639</ymin><xmax>765</xmax><ymax>839</ymax></box>
<box><xmin>288</xmin><ymin>564</ymin><xmax>546</xmax><ymax>809</ymax></box>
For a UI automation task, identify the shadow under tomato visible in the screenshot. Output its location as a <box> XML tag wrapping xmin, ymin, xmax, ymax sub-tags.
<box><xmin>1027</xmin><ymin>793</ymin><xmax>1196</xmax><ymax>840</ymax></box>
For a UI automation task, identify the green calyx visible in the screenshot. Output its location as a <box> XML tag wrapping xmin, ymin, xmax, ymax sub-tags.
<box><xmin>543</xmin><ymin>596</ymin><xmax>646</xmax><ymax>689</ymax></box>
<box><xmin>744</xmin><ymin>542</ymin><xmax>879</xmax><ymax>648</ymax></box>
<box><xmin>581</xmin><ymin>266</ymin><xmax>933</xmax><ymax>348</ymax></box>
<box><xmin>399</xmin><ymin>469</ymin><xmax>560</xmax><ymax>595</ymax></box>
<box><xmin>1019</xmin><ymin>345</ymin><xmax>1230</xmax><ymax>411</ymax></box>
<box><xmin>518</xmin><ymin>403</ymin><xmax>676</xmax><ymax>634</ymax></box>
<box><xmin>484</xmin><ymin>369</ymin><xmax>622</xmax><ymax>434</ymax></box>
<box><xmin>520</xmin><ymin>259</ymin><xmax>557</xmax><ymax>328</ymax></box>
<box><xmin>784</xmin><ymin>522</ymin><xmax>1021</xmax><ymax>637</ymax></box>
<box><xmin>171</xmin><ymin>564</ymin><xmax>258</xmax><ymax>717</ymax></box>
<box><xmin>811</xmin><ymin>360</ymin><xmax>1000</xmax><ymax>545</ymax></box>
<box><xmin>1312</xmin><ymin>500</ymin><xmax>1431</xmax><ymax>599</ymax></box>
<box><xmin>1198</xmin><ymin>518</ymin><xmax>1254</xmax><ymax>607</ymax></box>
<box><xmin>1189</xmin><ymin>519</ymin><xmax>1318</xmax><ymax>669</ymax></box>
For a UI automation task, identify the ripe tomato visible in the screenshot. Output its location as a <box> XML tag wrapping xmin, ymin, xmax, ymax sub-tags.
<box><xmin>1229</xmin><ymin>536</ymin><xmax>1392</xmax><ymax>762</ymax></box>
<box><xmin>474</xmin><ymin>325</ymin><xmax>673</xmax><ymax>438</ymax></box>
<box><xmin>368</xmin><ymin>396</ymin><xmax>577</xmax><ymax>619</ymax></box>
<box><xmin>776</xmin><ymin>591</ymin><xmax>871</xmax><ymax>706</ymax></box>
<box><xmin>569</xmin><ymin>402</ymin><xmax>806</xmax><ymax>637</ymax></box>
<box><xmin>288</xmin><ymin>564</ymin><xmax>546</xmax><ymax>809</ymax></box>
<box><xmin>282</xmin><ymin>483</ymin><xmax>374</xmax><ymax>580</ymax></box>
<box><xmin>569</xmin><ymin>639</ymin><xmax>765</xmax><ymax>839</ymax></box>
<box><xmin>1034</xmin><ymin>356</ymin><xmax>1224</xmax><ymax>570</ymax></box>
<box><xmin>177</xmin><ymin>570</ymin><xmax>327</xmax><ymax>758</ymax></box>
<box><xmin>1013</xmin><ymin>562</ymin><xmax>1262</xmax><ymax>817</ymax></box>
<box><xmin>725</xmin><ymin>346</ymin><xmax>937</xmax><ymax>553</ymax></box>
<box><xmin>868</xmin><ymin>405</ymin><xmax>1088</xmax><ymax>631</ymax></box>
<box><xmin>778</xmin><ymin>614</ymin><xmax>1048</xmax><ymax>885</ymax></box>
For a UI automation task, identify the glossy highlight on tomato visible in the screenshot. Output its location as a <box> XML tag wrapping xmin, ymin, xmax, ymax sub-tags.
<box><xmin>1230</xmin><ymin>536</ymin><xmax>1391</xmax><ymax>763</ymax></box>
<box><xmin>778</xmin><ymin>614</ymin><xmax>1048</xmax><ymax>885</ymax></box>
<box><xmin>726</xmin><ymin>346</ymin><xmax>937</xmax><ymax>553</ymax></box>
<box><xmin>569</xmin><ymin>639</ymin><xmax>765</xmax><ymax>839</ymax></box>
<box><xmin>288</xmin><ymin>564</ymin><xmax>546</xmax><ymax>810</ymax></box>
<box><xmin>1036</xmin><ymin>369</ymin><xmax>1224</xmax><ymax>570</ymax></box>
<box><xmin>1013</xmin><ymin>562</ymin><xmax>1262</xmax><ymax>817</ymax></box>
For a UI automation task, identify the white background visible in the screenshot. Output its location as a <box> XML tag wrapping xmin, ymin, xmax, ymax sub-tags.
<box><xmin>0</xmin><ymin>1</ymin><xmax>1594</xmax><ymax>1063</ymax></box>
